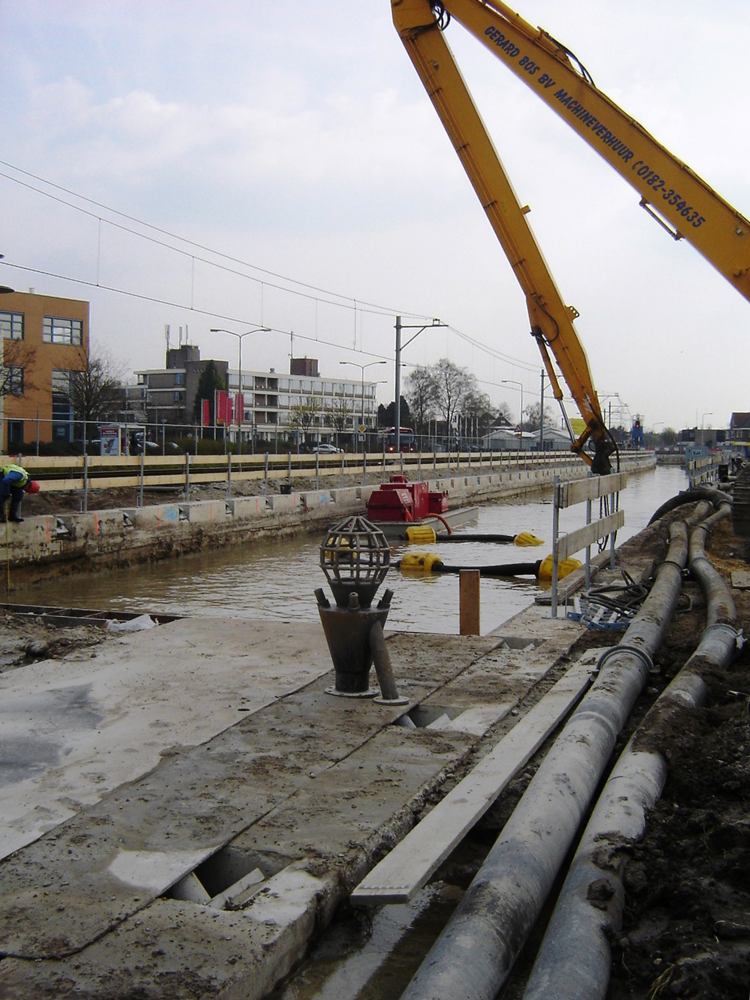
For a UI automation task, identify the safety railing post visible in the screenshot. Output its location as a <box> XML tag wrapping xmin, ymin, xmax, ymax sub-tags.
<box><xmin>551</xmin><ymin>476</ymin><xmax>560</xmax><ymax>618</ymax></box>
<box><xmin>264</xmin><ymin>452</ymin><xmax>269</xmax><ymax>496</ymax></box>
<box><xmin>83</xmin><ymin>453</ymin><xmax>88</xmax><ymax>513</ymax></box>
<box><xmin>227</xmin><ymin>452</ymin><xmax>232</xmax><ymax>499</ymax></box>
<box><xmin>185</xmin><ymin>453</ymin><xmax>190</xmax><ymax>502</ymax></box>
<box><xmin>139</xmin><ymin>451</ymin><xmax>144</xmax><ymax>508</ymax></box>
<box><xmin>585</xmin><ymin>483</ymin><xmax>592</xmax><ymax>593</ymax></box>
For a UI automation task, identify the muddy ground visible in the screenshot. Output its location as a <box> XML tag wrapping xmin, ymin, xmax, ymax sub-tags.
<box><xmin>598</xmin><ymin>513</ymin><xmax>750</xmax><ymax>1000</ymax></box>
<box><xmin>4</xmin><ymin>489</ymin><xmax>750</xmax><ymax>999</ymax></box>
<box><xmin>28</xmin><ymin>479</ymin><xmax>275</xmax><ymax>517</ymax></box>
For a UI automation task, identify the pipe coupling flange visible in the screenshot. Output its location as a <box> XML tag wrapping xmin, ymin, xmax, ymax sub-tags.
<box><xmin>596</xmin><ymin>643</ymin><xmax>655</xmax><ymax>675</ymax></box>
<box><xmin>701</xmin><ymin>622</ymin><xmax>743</xmax><ymax>652</ymax></box>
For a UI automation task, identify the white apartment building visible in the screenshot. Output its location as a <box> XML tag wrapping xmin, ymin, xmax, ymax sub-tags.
<box><xmin>230</xmin><ymin>359</ymin><xmax>381</xmax><ymax>445</ymax></box>
<box><xmin>134</xmin><ymin>348</ymin><xmax>383</xmax><ymax>445</ymax></box>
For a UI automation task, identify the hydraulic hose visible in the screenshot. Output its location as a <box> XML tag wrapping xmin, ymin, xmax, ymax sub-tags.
<box><xmin>522</xmin><ymin>500</ymin><xmax>740</xmax><ymax>1000</ymax></box>
<box><xmin>399</xmin><ymin>507</ymin><xmax>708</xmax><ymax>1000</ymax></box>
<box><xmin>431</xmin><ymin>559</ymin><xmax>542</xmax><ymax>578</ymax></box>
<box><xmin>433</xmin><ymin>532</ymin><xmax>544</xmax><ymax>545</ymax></box>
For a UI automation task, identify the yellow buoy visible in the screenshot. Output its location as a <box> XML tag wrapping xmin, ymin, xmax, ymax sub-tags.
<box><xmin>537</xmin><ymin>555</ymin><xmax>582</xmax><ymax>580</ymax></box>
<box><xmin>513</xmin><ymin>531</ymin><xmax>545</xmax><ymax>547</ymax></box>
<box><xmin>399</xmin><ymin>552</ymin><xmax>443</xmax><ymax>574</ymax></box>
<box><xmin>405</xmin><ymin>525</ymin><xmax>437</xmax><ymax>545</ymax></box>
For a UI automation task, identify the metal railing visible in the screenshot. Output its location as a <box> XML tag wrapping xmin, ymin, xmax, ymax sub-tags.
<box><xmin>8</xmin><ymin>448</ymin><xmax>649</xmax><ymax>511</ymax></box>
<box><xmin>551</xmin><ymin>472</ymin><xmax>627</xmax><ymax>617</ymax></box>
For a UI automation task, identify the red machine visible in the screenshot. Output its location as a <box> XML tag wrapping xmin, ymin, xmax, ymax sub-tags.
<box><xmin>367</xmin><ymin>477</ymin><xmax>447</xmax><ymax>522</ymax></box>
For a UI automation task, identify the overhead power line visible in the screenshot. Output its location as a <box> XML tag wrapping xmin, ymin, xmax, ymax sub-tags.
<box><xmin>0</xmin><ymin>158</ymin><xmax>544</xmax><ymax>376</ymax></box>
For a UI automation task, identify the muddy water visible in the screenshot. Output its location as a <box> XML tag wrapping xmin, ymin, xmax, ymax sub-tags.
<box><xmin>25</xmin><ymin>465</ymin><xmax>686</xmax><ymax>635</ymax></box>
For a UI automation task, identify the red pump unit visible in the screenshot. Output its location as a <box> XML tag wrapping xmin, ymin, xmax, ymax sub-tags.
<box><xmin>367</xmin><ymin>476</ymin><xmax>445</xmax><ymax>522</ymax></box>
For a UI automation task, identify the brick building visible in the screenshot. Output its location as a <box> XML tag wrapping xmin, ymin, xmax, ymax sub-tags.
<box><xmin>0</xmin><ymin>290</ymin><xmax>89</xmax><ymax>451</ymax></box>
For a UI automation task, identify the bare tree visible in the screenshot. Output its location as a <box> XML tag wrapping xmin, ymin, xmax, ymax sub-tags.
<box><xmin>522</xmin><ymin>402</ymin><xmax>555</xmax><ymax>432</ymax></box>
<box><xmin>431</xmin><ymin>358</ymin><xmax>475</xmax><ymax>437</ymax></box>
<box><xmin>325</xmin><ymin>396</ymin><xmax>353</xmax><ymax>435</ymax></box>
<box><xmin>460</xmin><ymin>388</ymin><xmax>496</xmax><ymax>440</ymax></box>
<box><xmin>287</xmin><ymin>397</ymin><xmax>323</xmax><ymax>437</ymax></box>
<box><xmin>405</xmin><ymin>365</ymin><xmax>437</xmax><ymax>436</ymax></box>
<box><xmin>0</xmin><ymin>340</ymin><xmax>37</xmax><ymax>399</ymax></box>
<box><xmin>68</xmin><ymin>350</ymin><xmax>125</xmax><ymax>430</ymax></box>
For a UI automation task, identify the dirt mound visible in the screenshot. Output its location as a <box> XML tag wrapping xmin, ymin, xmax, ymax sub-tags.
<box><xmin>607</xmin><ymin>516</ymin><xmax>750</xmax><ymax>999</ymax></box>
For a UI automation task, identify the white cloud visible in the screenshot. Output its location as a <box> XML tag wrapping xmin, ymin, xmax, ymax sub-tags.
<box><xmin>1</xmin><ymin>0</ymin><xmax>749</xmax><ymax>429</ymax></box>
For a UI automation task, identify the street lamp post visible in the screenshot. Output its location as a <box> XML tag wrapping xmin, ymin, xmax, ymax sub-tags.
<box><xmin>340</xmin><ymin>360</ymin><xmax>387</xmax><ymax>447</ymax></box>
<box><xmin>210</xmin><ymin>326</ymin><xmax>270</xmax><ymax>453</ymax></box>
<box><xmin>394</xmin><ymin>316</ymin><xmax>447</xmax><ymax>452</ymax></box>
<box><xmin>0</xmin><ymin>280</ymin><xmax>14</xmax><ymax>454</ymax></box>
<box><xmin>502</xmin><ymin>379</ymin><xmax>524</xmax><ymax>454</ymax></box>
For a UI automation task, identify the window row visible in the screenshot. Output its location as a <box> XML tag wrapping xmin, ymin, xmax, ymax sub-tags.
<box><xmin>44</xmin><ymin>317</ymin><xmax>83</xmax><ymax>345</ymax></box>
<box><xmin>0</xmin><ymin>311</ymin><xmax>85</xmax><ymax>345</ymax></box>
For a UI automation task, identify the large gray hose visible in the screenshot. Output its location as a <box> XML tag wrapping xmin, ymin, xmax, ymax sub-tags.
<box><xmin>648</xmin><ymin>486</ymin><xmax>732</xmax><ymax>525</ymax></box>
<box><xmin>522</xmin><ymin>500</ymin><xmax>739</xmax><ymax>1000</ymax></box>
<box><xmin>399</xmin><ymin>508</ymin><xmax>707</xmax><ymax>1000</ymax></box>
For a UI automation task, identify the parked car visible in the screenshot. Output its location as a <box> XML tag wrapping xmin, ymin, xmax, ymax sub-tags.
<box><xmin>312</xmin><ymin>443</ymin><xmax>342</xmax><ymax>453</ymax></box>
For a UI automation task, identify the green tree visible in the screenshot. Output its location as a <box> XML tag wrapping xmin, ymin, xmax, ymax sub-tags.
<box><xmin>378</xmin><ymin>397</ymin><xmax>411</xmax><ymax>428</ymax></box>
<box><xmin>192</xmin><ymin>361</ymin><xmax>227</xmax><ymax>424</ymax></box>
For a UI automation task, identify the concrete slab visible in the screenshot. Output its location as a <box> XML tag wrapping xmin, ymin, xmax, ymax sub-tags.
<box><xmin>0</xmin><ymin>603</ymin><xmax>592</xmax><ymax>999</ymax></box>
<box><xmin>122</xmin><ymin>504</ymin><xmax>182</xmax><ymax>528</ymax></box>
<box><xmin>227</xmin><ymin>496</ymin><xmax>269</xmax><ymax>518</ymax></box>
<box><xmin>329</xmin><ymin>486</ymin><xmax>359</xmax><ymax>504</ymax></box>
<box><xmin>0</xmin><ymin>619</ymin><xmax>333</xmax><ymax>859</ymax></box>
<box><xmin>267</xmin><ymin>493</ymin><xmax>299</xmax><ymax>513</ymax></box>
<box><xmin>178</xmin><ymin>500</ymin><xmax>227</xmax><ymax>523</ymax></box>
<box><xmin>299</xmin><ymin>489</ymin><xmax>333</xmax><ymax>510</ymax></box>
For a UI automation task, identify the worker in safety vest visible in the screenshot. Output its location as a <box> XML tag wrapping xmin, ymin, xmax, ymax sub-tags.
<box><xmin>0</xmin><ymin>465</ymin><xmax>40</xmax><ymax>523</ymax></box>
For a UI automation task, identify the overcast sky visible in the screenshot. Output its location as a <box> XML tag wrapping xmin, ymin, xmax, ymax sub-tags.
<box><xmin>2</xmin><ymin>0</ymin><xmax>748</xmax><ymax>432</ymax></box>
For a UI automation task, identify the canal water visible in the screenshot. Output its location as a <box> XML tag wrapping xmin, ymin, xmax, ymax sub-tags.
<box><xmin>25</xmin><ymin>465</ymin><xmax>687</xmax><ymax>636</ymax></box>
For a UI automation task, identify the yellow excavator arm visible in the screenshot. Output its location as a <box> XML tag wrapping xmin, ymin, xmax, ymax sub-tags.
<box><xmin>392</xmin><ymin>0</ymin><xmax>616</xmax><ymax>472</ymax></box>
<box><xmin>412</xmin><ymin>0</ymin><xmax>750</xmax><ymax>299</ymax></box>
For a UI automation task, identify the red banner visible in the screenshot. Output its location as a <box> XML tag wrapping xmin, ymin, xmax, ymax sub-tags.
<box><xmin>214</xmin><ymin>390</ymin><xmax>233</xmax><ymax>426</ymax></box>
<box><xmin>201</xmin><ymin>398</ymin><xmax>210</xmax><ymax>427</ymax></box>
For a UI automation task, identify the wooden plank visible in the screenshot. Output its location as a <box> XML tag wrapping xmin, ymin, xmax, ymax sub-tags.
<box><xmin>350</xmin><ymin>657</ymin><xmax>595</xmax><ymax>905</ymax></box>
<box><xmin>459</xmin><ymin>569</ymin><xmax>481</xmax><ymax>636</ymax></box>
<box><xmin>556</xmin><ymin>509</ymin><xmax>625</xmax><ymax>561</ymax></box>
<box><xmin>557</xmin><ymin>472</ymin><xmax>627</xmax><ymax>508</ymax></box>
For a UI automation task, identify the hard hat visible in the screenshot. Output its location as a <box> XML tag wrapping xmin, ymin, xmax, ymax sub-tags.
<box><xmin>24</xmin><ymin>480</ymin><xmax>40</xmax><ymax>494</ymax></box>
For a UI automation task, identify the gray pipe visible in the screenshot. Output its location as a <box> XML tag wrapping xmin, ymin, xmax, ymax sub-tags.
<box><xmin>522</xmin><ymin>502</ymin><xmax>740</xmax><ymax>1000</ymax></box>
<box><xmin>369</xmin><ymin>620</ymin><xmax>403</xmax><ymax>703</ymax></box>
<box><xmin>400</xmin><ymin>512</ymin><xmax>701</xmax><ymax>1000</ymax></box>
<box><xmin>648</xmin><ymin>486</ymin><xmax>732</xmax><ymax>525</ymax></box>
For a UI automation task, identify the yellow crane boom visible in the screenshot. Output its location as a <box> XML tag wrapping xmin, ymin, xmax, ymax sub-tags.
<box><xmin>415</xmin><ymin>0</ymin><xmax>750</xmax><ymax>298</ymax></box>
<box><xmin>392</xmin><ymin>0</ymin><xmax>616</xmax><ymax>471</ymax></box>
<box><xmin>392</xmin><ymin>0</ymin><xmax>750</xmax><ymax>472</ymax></box>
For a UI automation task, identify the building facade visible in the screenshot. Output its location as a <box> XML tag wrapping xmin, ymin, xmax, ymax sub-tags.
<box><xmin>228</xmin><ymin>357</ymin><xmax>380</xmax><ymax>445</ymax></box>
<box><xmin>0</xmin><ymin>290</ymin><xmax>90</xmax><ymax>451</ymax></box>
<box><xmin>134</xmin><ymin>345</ymin><xmax>229</xmax><ymax>429</ymax></box>
<box><xmin>135</xmin><ymin>348</ymin><xmax>381</xmax><ymax>445</ymax></box>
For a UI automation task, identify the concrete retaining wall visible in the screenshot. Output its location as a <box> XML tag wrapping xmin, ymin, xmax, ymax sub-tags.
<box><xmin>2</xmin><ymin>454</ymin><xmax>655</xmax><ymax>581</ymax></box>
